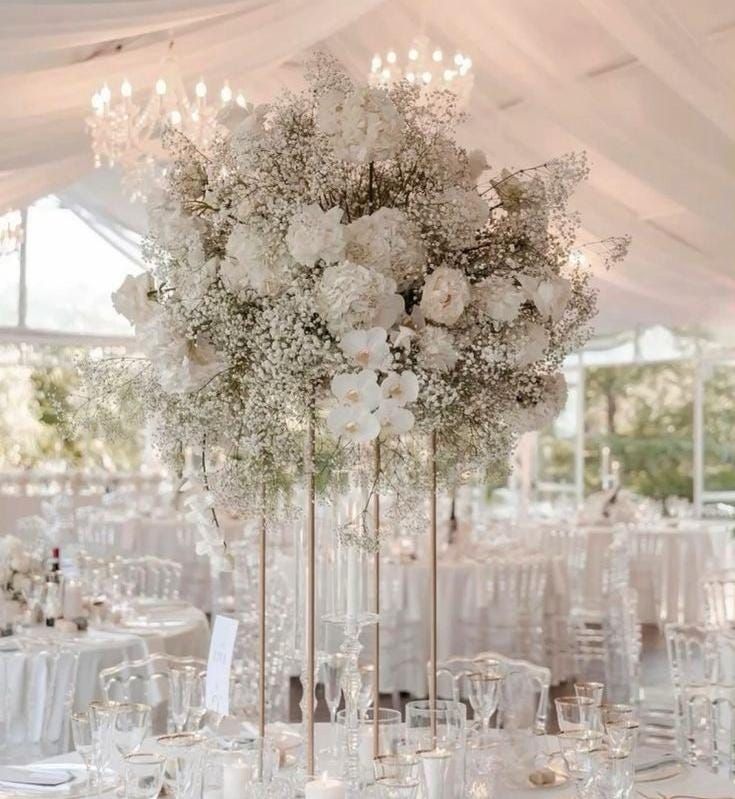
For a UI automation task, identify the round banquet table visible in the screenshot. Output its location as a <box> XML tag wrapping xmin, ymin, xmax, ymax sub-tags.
<box><xmin>33</xmin><ymin>726</ymin><xmax>735</xmax><ymax>798</ymax></box>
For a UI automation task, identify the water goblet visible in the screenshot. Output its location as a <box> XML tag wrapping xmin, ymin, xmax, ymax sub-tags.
<box><xmin>574</xmin><ymin>681</ymin><xmax>604</xmax><ymax>707</ymax></box>
<box><xmin>114</xmin><ymin>703</ymin><xmax>151</xmax><ymax>758</ymax></box>
<box><xmin>320</xmin><ymin>653</ymin><xmax>346</xmax><ymax>756</ymax></box>
<box><xmin>604</xmin><ymin>719</ymin><xmax>639</xmax><ymax>759</ymax></box>
<box><xmin>123</xmin><ymin>753</ymin><xmax>165</xmax><ymax>799</ymax></box>
<box><xmin>557</xmin><ymin>730</ymin><xmax>604</xmax><ymax>799</ymax></box>
<box><xmin>71</xmin><ymin>712</ymin><xmax>95</xmax><ymax>788</ymax></box>
<box><xmin>555</xmin><ymin>696</ymin><xmax>598</xmax><ymax>733</ymax></box>
<box><xmin>89</xmin><ymin>701</ymin><xmax>120</xmax><ymax>781</ymax></box>
<box><xmin>467</xmin><ymin>671</ymin><xmax>502</xmax><ymax>732</ymax></box>
<box><xmin>169</xmin><ymin>667</ymin><xmax>195</xmax><ymax>734</ymax></box>
<box><xmin>156</xmin><ymin>733</ymin><xmax>205</xmax><ymax>799</ymax></box>
<box><xmin>186</xmin><ymin>671</ymin><xmax>207</xmax><ymax>731</ymax></box>
<box><xmin>374</xmin><ymin>753</ymin><xmax>420</xmax><ymax>799</ymax></box>
<box><xmin>600</xmin><ymin>703</ymin><xmax>635</xmax><ymax>727</ymax></box>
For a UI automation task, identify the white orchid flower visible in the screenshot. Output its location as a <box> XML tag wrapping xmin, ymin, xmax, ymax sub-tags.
<box><xmin>339</xmin><ymin>327</ymin><xmax>392</xmax><ymax>371</ymax></box>
<box><xmin>377</xmin><ymin>399</ymin><xmax>415</xmax><ymax>436</ymax></box>
<box><xmin>326</xmin><ymin>404</ymin><xmax>380</xmax><ymax>443</ymax></box>
<box><xmin>380</xmin><ymin>371</ymin><xmax>419</xmax><ymax>406</ymax></box>
<box><xmin>331</xmin><ymin>369</ymin><xmax>380</xmax><ymax>410</ymax></box>
<box><xmin>517</xmin><ymin>274</ymin><xmax>571</xmax><ymax>323</ymax></box>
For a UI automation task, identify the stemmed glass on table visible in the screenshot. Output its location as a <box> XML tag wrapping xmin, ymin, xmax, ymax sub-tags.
<box><xmin>71</xmin><ymin>713</ymin><xmax>96</xmax><ymax>789</ymax></box>
<box><xmin>186</xmin><ymin>671</ymin><xmax>207</xmax><ymax>731</ymax></box>
<box><xmin>169</xmin><ymin>667</ymin><xmax>196</xmax><ymax>734</ymax></box>
<box><xmin>319</xmin><ymin>652</ymin><xmax>346</xmax><ymax>757</ymax></box>
<box><xmin>467</xmin><ymin>668</ymin><xmax>503</xmax><ymax>733</ymax></box>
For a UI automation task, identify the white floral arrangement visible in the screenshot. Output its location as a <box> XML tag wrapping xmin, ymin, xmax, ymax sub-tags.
<box><xmin>82</xmin><ymin>54</ymin><xmax>627</xmax><ymax>556</ymax></box>
<box><xmin>0</xmin><ymin>535</ymin><xmax>38</xmax><ymax>598</ymax></box>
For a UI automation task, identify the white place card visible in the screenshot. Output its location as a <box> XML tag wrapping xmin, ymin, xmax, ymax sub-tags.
<box><xmin>205</xmin><ymin>614</ymin><xmax>239</xmax><ymax>716</ymax></box>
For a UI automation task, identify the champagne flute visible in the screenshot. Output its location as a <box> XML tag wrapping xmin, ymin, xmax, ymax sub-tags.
<box><xmin>358</xmin><ymin>663</ymin><xmax>375</xmax><ymax>714</ymax></box>
<box><xmin>71</xmin><ymin>713</ymin><xmax>95</xmax><ymax>788</ymax></box>
<box><xmin>169</xmin><ymin>667</ymin><xmax>195</xmax><ymax>734</ymax></box>
<box><xmin>467</xmin><ymin>671</ymin><xmax>502</xmax><ymax>732</ymax></box>
<box><xmin>186</xmin><ymin>671</ymin><xmax>207</xmax><ymax>732</ymax></box>
<box><xmin>320</xmin><ymin>653</ymin><xmax>346</xmax><ymax>756</ymax></box>
<box><xmin>89</xmin><ymin>701</ymin><xmax>119</xmax><ymax>783</ymax></box>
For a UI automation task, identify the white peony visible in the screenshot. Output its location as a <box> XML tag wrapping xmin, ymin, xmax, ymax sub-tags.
<box><xmin>339</xmin><ymin>327</ymin><xmax>392</xmax><ymax>371</ymax></box>
<box><xmin>515</xmin><ymin>322</ymin><xmax>550</xmax><ymax>367</ymax></box>
<box><xmin>111</xmin><ymin>272</ymin><xmax>157</xmax><ymax>327</ymax></box>
<box><xmin>420</xmin><ymin>266</ymin><xmax>471</xmax><ymax>327</ymax></box>
<box><xmin>344</xmin><ymin>208</ymin><xmax>425</xmax><ymax>289</ymax></box>
<box><xmin>286</xmin><ymin>204</ymin><xmax>345</xmax><ymax>267</ymax></box>
<box><xmin>473</xmin><ymin>275</ymin><xmax>526</xmax><ymax>324</ymax></box>
<box><xmin>435</xmin><ymin>187</ymin><xmax>489</xmax><ymax>247</ymax></box>
<box><xmin>381</xmin><ymin>371</ymin><xmax>419</xmax><ymax>406</ymax></box>
<box><xmin>223</xmin><ymin>224</ymin><xmax>289</xmax><ymax>296</ymax></box>
<box><xmin>514</xmin><ymin>373</ymin><xmax>568</xmax><ymax>433</ymax></box>
<box><xmin>316</xmin><ymin>87</ymin><xmax>403</xmax><ymax>163</ymax></box>
<box><xmin>377</xmin><ymin>400</ymin><xmax>415</xmax><ymax>436</ymax></box>
<box><xmin>319</xmin><ymin>262</ymin><xmax>404</xmax><ymax>335</ymax></box>
<box><xmin>330</xmin><ymin>370</ymin><xmax>380</xmax><ymax>410</ymax></box>
<box><xmin>327</xmin><ymin>404</ymin><xmax>380</xmax><ymax>443</ymax></box>
<box><xmin>517</xmin><ymin>274</ymin><xmax>571</xmax><ymax>323</ymax></box>
<box><xmin>417</xmin><ymin>326</ymin><xmax>458</xmax><ymax>373</ymax></box>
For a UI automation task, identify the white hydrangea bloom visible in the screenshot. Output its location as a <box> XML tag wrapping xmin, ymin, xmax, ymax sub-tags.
<box><xmin>344</xmin><ymin>208</ymin><xmax>425</xmax><ymax>289</ymax></box>
<box><xmin>377</xmin><ymin>399</ymin><xmax>415</xmax><ymax>436</ymax></box>
<box><xmin>330</xmin><ymin>369</ymin><xmax>380</xmax><ymax>410</ymax></box>
<box><xmin>327</xmin><ymin>404</ymin><xmax>380</xmax><ymax>443</ymax></box>
<box><xmin>515</xmin><ymin>321</ymin><xmax>550</xmax><ymax>367</ymax></box>
<box><xmin>417</xmin><ymin>325</ymin><xmax>458</xmax><ymax>372</ymax></box>
<box><xmin>316</xmin><ymin>87</ymin><xmax>403</xmax><ymax>163</ymax></box>
<box><xmin>420</xmin><ymin>266</ymin><xmax>471</xmax><ymax>326</ymax></box>
<box><xmin>473</xmin><ymin>275</ymin><xmax>526</xmax><ymax>323</ymax></box>
<box><xmin>517</xmin><ymin>274</ymin><xmax>571</xmax><ymax>323</ymax></box>
<box><xmin>381</xmin><ymin>371</ymin><xmax>419</xmax><ymax>406</ymax></box>
<box><xmin>318</xmin><ymin>262</ymin><xmax>404</xmax><ymax>335</ymax></box>
<box><xmin>339</xmin><ymin>327</ymin><xmax>392</xmax><ymax>371</ymax></box>
<box><xmin>223</xmin><ymin>224</ymin><xmax>289</xmax><ymax>296</ymax></box>
<box><xmin>435</xmin><ymin>187</ymin><xmax>489</xmax><ymax>247</ymax></box>
<box><xmin>111</xmin><ymin>272</ymin><xmax>157</xmax><ymax>327</ymax></box>
<box><xmin>286</xmin><ymin>204</ymin><xmax>345</xmax><ymax>267</ymax></box>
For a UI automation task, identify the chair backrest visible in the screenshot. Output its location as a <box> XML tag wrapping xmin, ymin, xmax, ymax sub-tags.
<box><xmin>99</xmin><ymin>654</ymin><xmax>206</xmax><ymax>734</ymax></box>
<box><xmin>703</xmin><ymin>569</ymin><xmax>735</xmax><ymax>628</ymax></box>
<box><xmin>0</xmin><ymin>644</ymin><xmax>79</xmax><ymax>764</ymax></box>
<box><xmin>547</xmin><ymin>526</ymin><xmax>587</xmax><ymax>609</ymax></box>
<box><xmin>117</xmin><ymin>557</ymin><xmax>183</xmax><ymax>599</ymax></box>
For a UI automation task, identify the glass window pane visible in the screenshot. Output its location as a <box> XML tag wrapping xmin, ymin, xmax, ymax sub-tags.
<box><xmin>25</xmin><ymin>200</ymin><xmax>142</xmax><ymax>335</ymax></box>
<box><xmin>703</xmin><ymin>361</ymin><xmax>735</xmax><ymax>501</ymax></box>
<box><xmin>537</xmin><ymin>370</ymin><xmax>578</xmax><ymax>496</ymax></box>
<box><xmin>0</xmin><ymin>252</ymin><xmax>19</xmax><ymax>326</ymax></box>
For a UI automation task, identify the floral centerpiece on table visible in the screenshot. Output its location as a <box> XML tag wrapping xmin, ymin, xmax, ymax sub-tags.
<box><xmin>0</xmin><ymin>534</ymin><xmax>40</xmax><ymax>599</ymax></box>
<box><xmin>80</xmin><ymin>54</ymin><xmax>626</xmax><ymax>559</ymax></box>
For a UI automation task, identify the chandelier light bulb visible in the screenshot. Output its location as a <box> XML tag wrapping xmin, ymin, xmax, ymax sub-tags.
<box><xmin>221</xmin><ymin>83</ymin><xmax>233</xmax><ymax>103</ymax></box>
<box><xmin>195</xmin><ymin>80</ymin><xmax>207</xmax><ymax>99</ymax></box>
<box><xmin>169</xmin><ymin>109</ymin><xmax>182</xmax><ymax>125</ymax></box>
<box><xmin>406</xmin><ymin>71</ymin><xmax>416</xmax><ymax>83</ymax></box>
<box><xmin>422</xmin><ymin>71</ymin><xmax>432</xmax><ymax>84</ymax></box>
<box><xmin>121</xmin><ymin>79</ymin><xmax>132</xmax><ymax>98</ymax></box>
<box><xmin>454</xmin><ymin>52</ymin><xmax>464</xmax><ymax>66</ymax></box>
<box><xmin>432</xmin><ymin>49</ymin><xmax>443</xmax><ymax>62</ymax></box>
<box><xmin>155</xmin><ymin>78</ymin><xmax>167</xmax><ymax>96</ymax></box>
<box><xmin>386</xmin><ymin>50</ymin><xmax>397</xmax><ymax>64</ymax></box>
<box><xmin>381</xmin><ymin>67</ymin><xmax>391</xmax><ymax>80</ymax></box>
<box><xmin>371</xmin><ymin>54</ymin><xmax>382</xmax><ymax>72</ymax></box>
<box><xmin>91</xmin><ymin>92</ymin><xmax>102</xmax><ymax>111</ymax></box>
<box><xmin>236</xmin><ymin>92</ymin><xmax>247</xmax><ymax>107</ymax></box>
<box><xmin>443</xmin><ymin>69</ymin><xmax>454</xmax><ymax>82</ymax></box>
<box><xmin>100</xmin><ymin>84</ymin><xmax>111</xmax><ymax>104</ymax></box>
<box><xmin>408</xmin><ymin>48</ymin><xmax>419</xmax><ymax>61</ymax></box>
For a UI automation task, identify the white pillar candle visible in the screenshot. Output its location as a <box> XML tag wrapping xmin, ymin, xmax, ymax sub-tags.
<box><xmin>222</xmin><ymin>760</ymin><xmax>252</xmax><ymax>799</ymax></box>
<box><xmin>62</xmin><ymin>580</ymin><xmax>84</xmax><ymax>619</ymax></box>
<box><xmin>419</xmin><ymin>748</ymin><xmax>451</xmax><ymax>799</ymax></box>
<box><xmin>304</xmin><ymin>773</ymin><xmax>346</xmax><ymax>798</ymax></box>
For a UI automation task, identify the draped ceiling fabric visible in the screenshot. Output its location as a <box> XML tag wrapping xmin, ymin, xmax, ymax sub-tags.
<box><xmin>1</xmin><ymin>0</ymin><xmax>733</xmax><ymax>333</ymax></box>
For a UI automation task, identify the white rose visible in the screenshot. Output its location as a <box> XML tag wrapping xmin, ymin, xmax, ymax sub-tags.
<box><xmin>326</xmin><ymin>404</ymin><xmax>380</xmax><ymax>443</ymax></box>
<box><xmin>286</xmin><ymin>204</ymin><xmax>345</xmax><ymax>267</ymax></box>
<box><xmin>420</xmin><ymin>266</ymin><xmax>470</xmax><ymax>326</ymax></box>
<box><xmin>9</xmin><ymin>551</ymin><xmax>31</xmax><ymax>573</ymax></box>
<box><xmin>319</xmin><ymin>262</ymin><xmax>404</xmax><ymax>335</ymax></box>
<box><xmin>473</xmin><ymin>275</ymin><xmax>526</xmax><ymax>323</ymax></box>
<box><xmin>417</xmin><ymin>326</ymin><xmax>458</xmax><ymax>373</ymax></box>
<box><xmin>223</xmin><ymin>224</ymin><xmax>290</xmax><ymax>297</ymax></box>
<box><xmin>515</xmin><ymin>322</ymin><xmax>550</xmax><ymax>367</ymax></box>
<box><xmin>380</xmin><ymin>371</ymin><xmax>419</xmax><ymax>406</ymax></box>
<box><xmin>517</xmin><ymin>274</ymin><xmax>571</xmax><ymax>323</ymax></box>
<box><xmin>344</xmin><ymin>208</ymin><xmax>425</xmax><ymax>289</ymax></box>
<box><xmin>316</xmin><ymin>87</ymin><xmax>403</xmax><ymax>163</ymax></box>
<box><xmin>330</xmin><ymin>370</ymin><xmax>380</xmax><ymax>411</ymax></box>
<box><xmin>111</xmin><ymin>273</ymin><xmax>157</xmax><ymax>327</ymax></box>
<box><xmin>340</xmin><ymin>328</ymin><xmax>392</xmax><ymax>371</ymax></box>
<box><xmin>377</xmin><ymin>400</ymin><xmax>415</xmax><ymax>436</ymax></box>
<box><xmin>435</xmin><ymin>187</ymin><xmax>489</xmax><ymax>247</ymax></box>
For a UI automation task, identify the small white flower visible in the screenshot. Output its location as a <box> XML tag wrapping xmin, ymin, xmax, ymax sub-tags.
<box><xmin>417</xmin><ymin>326</ymin><xmax>458</xmax><ymax>373</ymax></box>
<box><xmin>380</xmin><ymin>371</ymin><xmax>418</xmax><ymax>406</ymax></box>
<box><xmin>286</xmin><ymin>204</ymin><xmax>345</xmax><ymax>267</ymax></box>
<box><xmin>316</xmin><ymin>86</ymin><xmax>403</xmax><ymax>163</ymax></box>
<box><xmin>473</xmin><ymin>275</ymin><xmax>526</xmax><ymax>323</ymax></box>
<box><xmin>377</xmin><ymin>399</ymin><xmax>415</xmax><ymax>436</ymax></box>
<box><xmin>517</xmin><ymin>274</ymin><xmax>571</xmax><ymax>323</ymax></box>
<box><xmin>111</xmin><ymin>272</ymin><xmax>157</xmax><ymax>326</ymax></box>
<box><xmin>391</xmin><ymin>325</ymin><xmax>416</xmax><ymax>352</ymax></box>
<box><xmin>326</xmin><ymin>404</ymin><xmax>380</xmax><ymax>443</ymax></box>
<box><xmin>420</xmin><ymin>266</ymin><xmax>471</xmax><ymax>326</ymax></box>
<box><xmin>435</xmin><ymin>187</ymin><xmax>489</xmax><ymax>247</ymax></box>
<box><xmin>339</xmin><ymin>327</ymin><xmax>392</xmax><ymax>371</ymax></box>
<box><xmin>330</xmin><ymin>369</ymin><xmax>380</xmax><ymax>410</ymax></box>
<box><xmin>515</xmin><ymin>322</ymin><xmax>550</xmax><ymax>367</ymax></box>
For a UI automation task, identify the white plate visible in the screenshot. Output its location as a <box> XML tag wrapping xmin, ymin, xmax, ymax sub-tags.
<box><xmin>0</xmin><ymin>765</ymin><xmax>118</xmax><ymax>799</ymax></box>
<box><xmin>635</xmin><ymin>760</ymin><xmax>683</xmax><ymax>783</ymax></box>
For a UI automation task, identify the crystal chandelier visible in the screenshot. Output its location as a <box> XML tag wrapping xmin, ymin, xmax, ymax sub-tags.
<box><xmin>368</xmin><ymin>35</ymin><xmax>473</xmax><ymax>107</ymax></box>
<box><xmin>0</xmin><ymin>210</ymin><xmax>23</xmax><ymax>256</ymax></box>
<box><xmin>87</xmin><ymin>58</ymin><xmax>245</xmax><ymax>202</ymax></box>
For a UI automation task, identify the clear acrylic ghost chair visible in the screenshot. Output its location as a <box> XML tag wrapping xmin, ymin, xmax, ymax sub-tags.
<box><xmin>0</xmin><ymin>644</ymin><xmax>79</xmax><ymax>763</ymax></box>
<box><xmin>99</xmin><ymin>654</ymin><xmax>206</xmax><ymax>734</ymax></box>
<box><xmin>703</xmin><ymin>569</ymin><xmax>735</xmax><ymax>628</ymax></box>
<box><xmin>630</xmin><ymin>529</ymin><xmax>665</xmax><ymax>627</ymax></box>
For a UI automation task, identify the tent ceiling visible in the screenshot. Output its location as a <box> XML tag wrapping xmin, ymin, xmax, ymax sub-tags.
<box><xmin>1</xmin><ymin>0</ymin><xmax>733</xmax><ymax>333</ymax></box>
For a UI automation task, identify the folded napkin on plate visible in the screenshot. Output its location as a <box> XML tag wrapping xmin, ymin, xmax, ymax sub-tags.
<box><xmin>0</xmin><ymin>767</ymin><xmax>74</xmax><ymax>787</ymax></box>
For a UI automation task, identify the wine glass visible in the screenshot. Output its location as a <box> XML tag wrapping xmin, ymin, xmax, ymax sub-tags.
<box><xmin>574</xmin><ymin>681</ymin><xmax>604</xmax><ymax>707</ymax></box>
<box><xmin>557</xmin><ymin>730</ymin><xmax>604</xmax><ymax>799</ymax></box>
<box><xmin>358</xmin><ymin>662</ymin><xmax>375</xmax><ymax>714</ymax></box>
<box><xmin>186</xmin><ymin>671</ymin><xmax>207</xmax><ymax>732</ymax></box>
<box><xmin>89</xmin><ymin>701</ymin><xmax>119</xmax><ymax>782</ymax></box>
<box><xmin>555</xmin><ymin>696</ymin><xmax>599</xmax><ymax>733</ymax></box>
<box><xmin>123</xmin><ymin>753</ymin><xmax>166</xmax><ymax>799</ymax></box>
<box><xmin>113</xmin><ymin>703</ymin><xmax>151</xmax><ymax>758</ymax></box>
<box><xmin>71</xmin><ymin>712</ymin><xmax>95</xmax><ymax>788</ymax></box>
<box><xmin>374</xmin><ymin>753</ymin><xmax>420</xmax><ymax>799</ymax></box>
<box><xmin>169</xmin><ymin>667</ymin><xmax>195</xmax><ymax>734</ymax></box>
<box><xmin>467</xmin><ymin>671</ymin><xmax>502</xmax><ymax>732</ymax></box>
<box><xmin>320</xmin><ymin>653</ymin><xmax>346</xmax><ymax>756</ymax></box>
<box><xmin>156</xmin><ymin>733</ymin><xmax>206</xmax><ymax>799</ymax></box>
